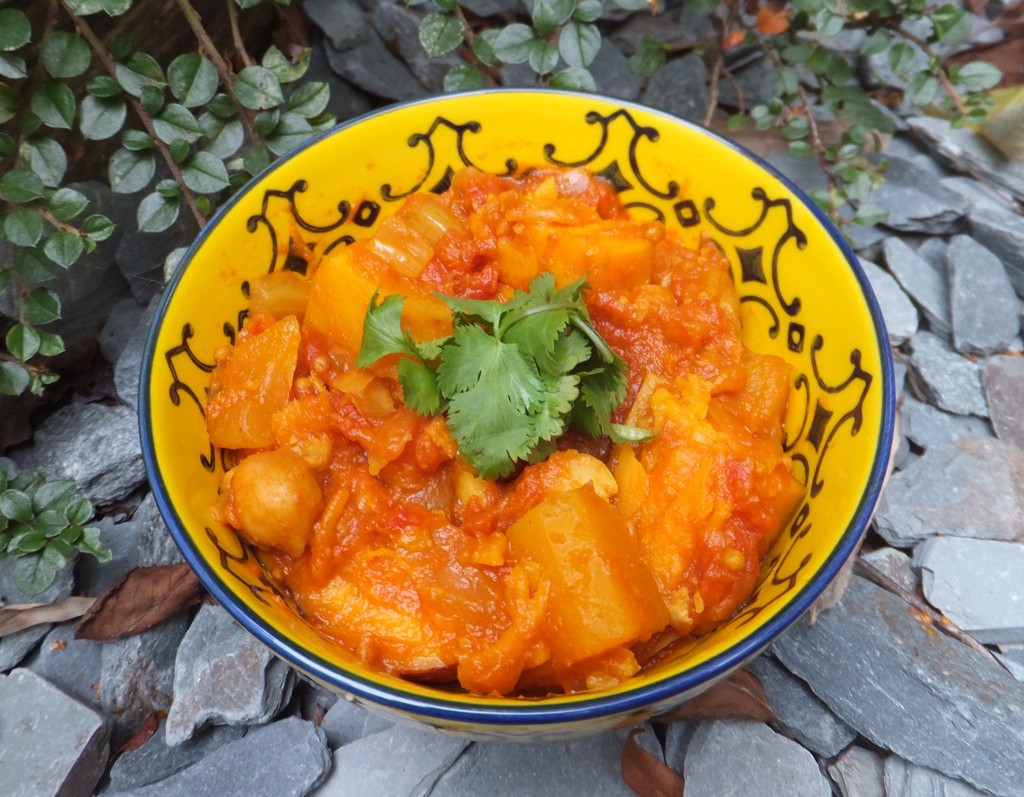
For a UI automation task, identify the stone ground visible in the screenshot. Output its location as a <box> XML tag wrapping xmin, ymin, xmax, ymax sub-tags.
<box><xmin>3</xmin><ymin>2</ymin><xmax>1024</xmax><ymax>796</ymax></box>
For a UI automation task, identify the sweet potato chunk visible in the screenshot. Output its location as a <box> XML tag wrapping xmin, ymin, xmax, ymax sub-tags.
<box><xmin>507</xmin><ymin>485</ymin><xmax>669</xmax><ymax>670</ymax></box>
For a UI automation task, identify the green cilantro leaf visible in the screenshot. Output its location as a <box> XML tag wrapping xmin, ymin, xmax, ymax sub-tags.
<box><xmin>354</xmin><ymin>291</ymin><xmax>423</xmax><ymax>367</ymax></box>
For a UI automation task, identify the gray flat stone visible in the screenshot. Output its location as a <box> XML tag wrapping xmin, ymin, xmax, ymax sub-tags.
<box><xmin>307</xmin><ymin>36</ymin><xmax>375</xmax><ymax>124</ymax></box>
<box><xmin>115</xmin><ymin>224</ymin><xmax>190</xmax><ymax>304</ymax></box>
<box><xmin>913</xmin><ymin>236</ymin><xmax>948</xmax><ymax>271</ymax></box>
<box><xmin>966</xmin><ymin>202</ymin><xmax>1024</xmax><ymax>297</ymax></box>
<box><xmin>871</xmin><ymin>157</ymin><xmax>968</xmax><ymax>235</ymax></box>
<box><xmin>0</xmin><ymin>668</ymin><xmax>110</xmax><ymax>797</ymax></box>
<box><xmin>884</xmin><ymin>756</ymin><xmax>991</xmax><ymax>797</ymax></box>
<box><xmin>828</xmin><ymin>745</ymin><xmax>885</xmax><ymax>797</ymax></box>
<box><xmin>717</xmin><ymin>55</ymin><xmax>778</xmax><ymax>109</ymax></box>
<box><xmin>914</xmin><ymin>537</ymin><xmax>1024</xmax><ymax>644</ymax></box>
<box><xmin>164</xmin><ymin>602</ymin><xmax>294</xmax><ymax>746</ymax></box>
<box><xmin>746</xmin><ymin>655</ymin><xmax>857</xmax><ymax>757</ymax></box>
<box><xmin>661</xmin><ymin>720</ymin><xmax>697</xmax><ymax>773</ymax></box>
<box><xmin>591</xmin><ymin>39</ymin><xmax>643</xmax><ymax>102</ymax></box>
<box><xmin>107</xmin><ymin>720</ymin><xmax>245</xmax><ymax>792</ymax></box>
<box><xmin>909</xmin><ymin>116</ymin><xmax>1024</xmax><ymax>203</ymax></box>
<box><xmin>983</xmin><ymin>355</ymin><xmax>1024</xmax><ymax>450</ymax></box>
<box><xmin>373</xmin><ymin>2</ymin><xmax>459</xmax><ymax>94</ymax></box>
<box><xmin>882</xmin><ymin>237</ymin><xmax>951</xmax><ymax>335</ymax></box>
<box><xmin>610</xmin><ymin>11</ymin><xmax>698</xmax><ymax>55</ymax></box>
<box><xmin>319</xmin><ymin>723</ymin><xmax>468</xmax><ymax>797</ymax></box>
<box><xmin>11</xmin><ymin>401</ymin><xmax>146</xmax><ymax>507</ymax></box>
<box><xmin>641</xmin><ymin>54</ymin><xmax>708</xmax><ymax>123</ymax></box>
<box><xmin>114</xmin><ymin>295</ymin><xmax>159</xmax><ymax>411</ymax></box>
<box><xmin>98</xmin><ymin>297</ymin><xmax>147</xmax><ymax>365</ymax></box>
<box><xmin>683</xmin><ymin>720</ymin><xmax>831</xmax><ymax>797</ymax></box>
<box><xmin>773</xmin><ymin>574</ymin><xmax>1024</xmax><ymax>797</ymax></box>
<box><xmin>318</xmin><ymin>697</ymin><xmax>393</xmax><ymax>749</ymax></box>
<box><xmin>946</xmin><ymin>235</ymin><xmax>1020</xmax><ymax>356</ymax></box>
<box><xmin>303</xmin><ymin>0</ymin><xmax>367</xmax><ymax>50</ymax></box>
<box><xmin>999</xmin><ymin>645</ymin><xmax>1024</xmax><ymax>682</ymax></box>
<box><xmin>858</xmin><ymin>258</ymin><xmax>918</xmax><ymax>344</ymax></box>
<box><xmin>324</xmin><ymin>26</ymin><xmax>427</xmax><ymax>101</ymax></box>
<box><xmin>874</xmin><ymin>437</ymin><xmax>1024</xmax><ymax>546</ymax></box>
<box><xmin>900</xmin><ymin>395</ymin><xmax>992</xmax><ymax>451</ymax></box>
<box><xmin>0</xmin><ymin>554</ymin><xmax>74</xmax><ymax>672</ymax></box>
<box><xmin>106</xmin><ymin>717</ymin><xmax>329</xmax><ymax>797</ymax></box>
<box><xmin>860</xmin><ymin>547</ymin><xmax>918</xmax><ymax>594</ymax></box>
<box><xmin>25</xmin><ymin>623</ymin><xmax>103</xmax><ymax>708</ymax></box>
<box><xmin>906</xmin><ymin>331</ymin><xmax>988</xmax><ymax>417</ymax></box>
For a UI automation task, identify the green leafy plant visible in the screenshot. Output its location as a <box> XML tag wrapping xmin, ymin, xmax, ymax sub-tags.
<box><xmin>0</xmin><ymin>0</ymin><xmax>334</xmax><ymax>398</ymax></box>
<box><xmin>0</xmin><ymin>467</ymin><xmax>110</xmax><ymax>595</ymax></box>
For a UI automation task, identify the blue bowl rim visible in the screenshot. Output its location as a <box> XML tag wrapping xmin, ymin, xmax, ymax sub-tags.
<box><xmin>139</xmin><ymin>87</ymin><xmax>897</xmax><ymax>727</ymax></box>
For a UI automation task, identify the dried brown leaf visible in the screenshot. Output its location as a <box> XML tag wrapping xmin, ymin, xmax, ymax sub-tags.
<box><xmin>117</xmin><ymin>711</ymin><xmax>164</xmax><ymax>755</ymax></box>
<box><xmin>0</xmin><ymin>596</ymin><xmax>96</xmax><ymax>637</ymax></box>
<box><xmin>657</xmin><ymin>668</ymin><xmax>775</xmax><ymax>724</ymax></box>
<box><xmin>75</xmin><ymin>563</ymin><xmax>204</xmax><ymax>641</ymax></box>
<box><xmin>621</xmin><ymin>728</ymin><xmax>685</xmax><ymax>797</ymax></box>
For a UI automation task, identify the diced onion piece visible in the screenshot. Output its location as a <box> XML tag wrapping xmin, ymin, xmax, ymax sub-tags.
<box><xmin>397</xmin><ymin>194</ymin><xmax>466</xmax><ymax>247</ymax></box>
<box><xmin>366</xmin><ymin>215</ymin><xmax>434</xmax><ymax>278</ymax></box>
<box><xmin>248</xmin><ymin>270</ymin><xmax>310</xmax><ymax>320</ymax></box>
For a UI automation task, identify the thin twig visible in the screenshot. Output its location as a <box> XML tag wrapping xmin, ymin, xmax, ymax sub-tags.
<box><xmin>35</xmin><ymin>207</ymin><xmax>81</xmax><ymax>235</ymax></box>
<box><xmin>227</xmin><ymin>0</ymin><xmax>256</xmax><ymax>68</ymax></box>
<box><xmin>63</xmin><ymin>3</ymin><xmax>207</xmax><ymax>229</ymax></box>
<box><xmin>893</xmin><ymin>24</ymin><xmax>971</xmax><ymax>120</ymax></box>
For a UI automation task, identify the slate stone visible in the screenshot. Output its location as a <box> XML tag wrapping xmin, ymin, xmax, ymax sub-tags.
<box><xmin>661</xmin><ymin>720</ymin><xmax>697</xmax><ymax>773</ymax></box>
<box><xmin>998</xmin><ymin>645</ymin><xmax>1024</xmax><ymax>682</ymax></box>
<box><xmin>459</xmin><ymin>0</ymin><xmax>519</xmax><ymax>14</ymax></box>
<box><xmin>828</xmin><ymin>745</ymin><xmax>885</xmax><ymax>797</ymax></box>
<box><xmin>965</xmin><ymin>201</ymin><xmax>1024</xmax><ymax>297</ymax></box>
<box><xmin>717</xmin><ymin>55</ymin><xmax>779</xmax><ymax>109</ymax></box>
<box><xmin>899</xmin><ymin>395</ymin><xmax>992</xmax><ymax>452</ymax></box>
<box><xmin>0</xmin><ymin>668</ymin><xmax>110</xmax><ymax>797</ymax></box>
<box><xmin>164</xmin><ymin>602</ymin><xmax>294</xmax><ymax>746</ymax></box>
<box><xmin>946</xmin><ymin>235</ymin><xmax>1020</xmax><ymax>356</ymax></box>
<box><xmin>906</xmin><ymin>331</ymin><xmax>988</xmax><ymax>417</ymax></box>
<box><xmin>106</xmin><ymin>720</ymin><xmax>245</xmax><ymax>792</ymax></box>
<box><xmin>0</xmin><ymin>554</ymin><xmax>74</xmax><ymax>672</ymax></box>
<box><xmin>128</xmin><ymin>492</ymin><xmax>186</xmax><ymax>569</ymax></box>
<box><xmin>25</xmin><ymin>623</ymin><xmax>103</xmax><ymax>708</ymax></box>
<box><xmin>884</xmin><ymin>756</ymin><xmax>991</xmax><ymax>797</ymax></box>
<box><xmin>590</xmin><ymin>39</ymin><xmax>643</xmax><ymax>102</ymax></box>
<box><xmin>843</xmin><ymin>220</ymin><xmax>889</xmax><ymax>254</ymax></box>
<box><xmin>318</xmin><ymin>697</ymin><xmax>393</xmax><ymax>749</ymax></box>
<box><xmin>982</xmin><ymin>355</ymin><xmax>1024</xmax><ymax>450</ymax></box>
<box><xmin>105</xmin><ymin>717</ymin><xmax>330</xmax><ymax>797</ymax></box>
<box><xmin>115</xmin><ymin>295</ymin><xmax>159</xmax><ymax>411</ymax></box>
<box><xmin>10</xmin><ymin>401</ymin><xmax>146</xmax><ymax>507</ymax></box>
<box><xmin>746</xmin><ymin>655</ymin><xmax>857</xmax><ymax>757</ymax></box>
<box><xmin>307</xmin><ymin>36</ymin><xmax>375</xmax><ymax>124</ymax></box>
<box><xmin>324</xmin><ymin>26</ymin><xmax>427</xmax><ymax>102</ymax></box>
<box><xmin>683</xmin><ymin>720</ymin><xmax>831</xmax><ymax>797</ymax></box>
<box><xmin>912</xmin><ymin>236</ymin><xmax>948</xmax><ymax>272</ymax></box>
<box><xmin>74</xmin><ymin>514</ymin><xmax>135</xmax><ymax>596</ymax></box>
<box><xmin>428</xmin><ymin>727</ymin><xmax>651</xmax><ymax>797</ymax></box>
<box><xmin>610</xmin><ymin>12</ymin><xmax>698</xmax><ymax>55</ymax></box>
<box><xmin>764</xmin><ymin>149</ymin><xmax>829</xmax><ymax>194</ymax></box>
<box><xmin>115</xmin><ymin>224</ymin><xmax>191</xmax><ymax>304</ymax></box>
<box><xmin>101</xmin><ymin>613</ymin><xmax>189</xmax><ymax>745</ymax></box>
<box><xmin>913</xmin><ymin>537</ymin><xmax>1024</xmax><ymax>644</ymax></box>
<box><xmin>303</xmin><ymin>0</ymin><xmax>367</xmax><ymax>50</ymax></box>
<box><xmin>319</xmin><ymin>723</ymin><xmax>468</xmax><ymax>797</ymax></box>
<box><xmin>858</xmin><ymin>258</ymin><xmax>918</xmax><ymax>344</ymax></box>
<box><xmin>882</xmin><ymin>237</ymin><xmax>950</xmax><ymax>335</ymax></box>
<box><xmin>773</xmin><ymin>575</ymin><xmax>1024</xmax><ymax>797</ymax></box>
<box><xmin>870</xmin><ymin>157</ymin><xmax>968</xmax><ymax>235</ymax></box>
<box><xmin>98</xmin><ymin>297</ymin><xmax>147</xmax><ymax>365</ymax></box>
<box><xmin>641</xmin><ymin>54</ymin><xmax>708</xmax><ymax>123</ymax></box>
<box><xmin>373</xmin><ymin>2</ymin><xmax>460</xmax><ymax>94</ymax></box>
<box><xmin>909</xmin><ymin>115</ymin><xmax>1024</xmax><ymax>203</ymax></box>
<box><xmin>874</xmin><ymin>437</ymin><xmax>1024</xmax><ymax>546</ymax></box>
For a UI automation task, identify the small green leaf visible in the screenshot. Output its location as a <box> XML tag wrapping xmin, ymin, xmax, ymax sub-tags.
<box><xmin>419</xmin><ymin>12</ymin><xmax>465</xmax><ymax>58</ymax></box>
<box><xmin>288</xmin><ymin>81</ymin><xmax>330</xmax><ymax>119</ymax></box>
<box><xmin>20</xmin><ymin>136</ymin><xmax>67</xmax><ymax>188</ymax></box>
<box><xmin>13</xmin><ymin>529</ymin><xmax>47</xmax><ymax>553</ymax></box>
<box><xmin>574</xmin><ymin>0</ymin><xmax>604</xmax><ymax>22</ymax></box>
<box><xmin>3</xmin><ymin>209</ymin><xmax>43</xmax><ymax>247</ymax></box>
<box><xmin>0</xmin><ymin>132</ymin><xmax>14</xmax><ymax>157</ymax></box>
<box><xmin>233</xmin><ymin>65</ymin><xmax>284</xmax><ymax>110</ymax></box>
<box><xmin>86</xmin><ymin>75</ymin><xmax>122</xmax><ymax>97</ymax></box>
<box><xmin>23</xmin><ymin>287</ymin><xmax>61</xmax><ymax>325</ymax></box>
<box><xmin>47</xmin><ymin>187</ymin><xmax>88</xmax><ymax>222</ymax></box>
<box><xmin>853</xmin><ymin>201</ymin><xmax>888</xmax><ymax>226</ymax></box>
<box><xmin>40</xmin><ymin>30</ymin><xmax>91</xmax><ymax>78</ymax></box>
<box><xmin>44</xmin><ymin>230</ymin><xmax>85</xmax><ymax>268</ymax></box>
<box><xmin>0</xmin><ymin>83</ymin><xmax>19</xmax><ymax>124</ymax></box>
<box><xmin>0</xmin><ymin>270</ymin><xmax>11</xmax><ymax>297</ymax></box>
<box><xmin>611</xmin><ymin>0</ymin><xmax>653</xmax><ymax>9</ymax></box>
<box><xmin>262</xmin><ymin>44</ymin><xmax>311</xmax><ymax>84</ymax></box>
<box><xmin>954</xmin><ymin>61</ymin><xmax>1002</xmax><ymax>92</ymax></box>
<box><xmin>471</xmin><ymin>29</ymin><xmax>501</xmax><ymax>69</ymax></box>
<box><xmin>254</xmin><ymin>108</ymin><xmax>280</xmax><ymax>136</ymax></box>
<box><xmin>199</xmin><ymin>114</ymin><xmax>244</xmax><ymax>159</ymax></box>
<box><xmin>12</xmin><ymin>552</ymin><xmax>59</xmax><ymax>596</ymax></box>
<box><xmin>82</xmin><ymin>214</ymin><xmax>116</xmax><ymax>242</ymax></box>
<box><xmin>108</xmin><ymin>147</ymin><xmax>156</xmax><ymax>193</ymax></box>
<box><xmin>0</xmin><ymin>489</ymin><xmax>32</xmax><ymax>522</ymax></box>
<box><xmin>35</xmin><ymin>329</ymin><xmax>64</xmax><ymax>356</ymax></box>
<box><xmin>789</xmin><ymin>139</ymin><xmax>813</xmax><ymax>156</ymax></box>
<box><xmin>0</xmin><ymin>362</ymin><xmax>29</xmax><ymax>395</ymax></box>
<box><xmin>905</xmin><ymin>71</ymin><xmax>939</xmax><ymax>107</ymax></box>
<box><xmin>630</xmin><ymin>36</ymin><xmax>666</xmax><ymax>78</ymax></box>
<box><xmin>66</xmin><ymin>497</ymin><xmax>92</xmax><ymax>525</ymax></box>
<box><xmin>814</xmin><ymin>7</ymin><xmax>845</xmax><ymax>38</ymax></box>
<box><xmin>549</xmin><ymin>66</ymin><xmax>597</xmax><ymax>92</ymax></box>
<box><xmin>0</xmin><ymin>168</ymin><xmax>45</xmax><ymax>203</ymax></box>
<box><xmin>444</xmin><ymin>64</ymin><xmax>487</xmax><ymax>92</ymax></box>
<box><xmin>77</xmin><ymin>526</ymin><xmax>111</xmax><ymax>562</ymax></box>
<box><xmin>0</xmin><ymin>53</ymin><xmax>26</xmax><ymax>79</ymax></box>
<box><xmin>933</xmin><ymin>5</ymin><xmax>972</xmax><ymax>46</ymax></box>
<box><xmin>80</xmin><ymin>95</ymin><xmax>127</xmax><ymax>141</ymax></box>
<box><xmin>35</xmin><ymin>507</ymin><xmax>70</xmax><ymax>535</ymax></box>
<box><xmin>115</xmin><ymin>52</ymin><xmax>166</xmax><ymax>97</ymax></box>
<box><xmin>207</xmin><ymin>93</ymin><xmax>237</xmax><ymax>118</ymax></box>
<box><xmin>168</xmin><ymin>53</ymin><xmax>218</xmax><ymax>108</ymax></box>
<box><xmin>181</xmin><ymin>150</ymin><xmax>230</xmax><ymax>193</ymax></box>
<box><xmin>121</xmin><ymin>129</ymin><xmax>154</xmax><ymax>151</ymax></box>
<box><xmin>168</xmin><ymin>138</ymin><xmax>190</xmax><ymax>163</ymax></box>
<box><xmin>887</xmin><ymin>42</ymin><xmax>918</xmax><ymax>77</ymax></box>
<box><xmin>15</xmin><ymin>247</ymin><xmax>59</xmax><ymax>283</ymax></box>
<box><xmin>528</xmin><ymin>40</ymin><xmax>559</xmax><ymax>76</ymax></box>
<box><xmin>44</xmin><ymin>538</ymin><xmax>73</xmax><ymax>567</ymax></box>
<box><xmin>265</xmin><ymin>111</ymin><xmax>313</xmax><ymax>156</ymax></box>
<box><xmin>494</xmin><ymin>23</ymin><xmax>538</xmax><ymax>65</ymax></box>
<box><xmin>153</xmin><ymin>103</ymin><xmax>203</xmax><ymax>144</ymax></box>
<box><xmin>156</xmin><ymin>178</ymin><xmax>180</xmax><ymax>198</ymax></box>
<box><xmin>65</xmin><ymin>0</ymin><xmax>132</xmax><ymax>14</ymax></box>
<box><xmin>559</xmin><ymin>22</ymin><xmax>600</xmax><ymax>69</ymax></box>
<box><xmin>31</xmin><ymin>81</ymin><xmax>76</xmax><ymax>130</ymax></box>
<box><xmin>532</xmin><ymin>0</ymin><xmax>575</xmax><ymax>36</ymax></box>
<box><xmin>137</xmin><ymin>191</ymin><xmax>180</xmax><ymax>232</ymax></box>
<box><xmin>243</xmin><ymin>144</ymin><xmax>270</xmax><ymax>176</ymax></box>
<box><xmin>140</xmin><ymin>84</ymin><xmax>165</xmax><ymax>116</ymax></box>
<box><xmin>0</xmin><ymin>8</ymin><xmax>30</xmax><ymax>52</ymax></box>
<box><xmin>6</xmin><ymin>324</ymin><xmax>40</xmax><ymax>361</ymax></box>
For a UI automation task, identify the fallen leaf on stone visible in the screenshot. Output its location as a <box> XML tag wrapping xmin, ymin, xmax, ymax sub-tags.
<box><xmin>0</xmin><ymin>596</ymin><xmax>96</xmax><ymax>638</ymax></box>
<box><xmin>75</xmin><ymin>562</ymin><xmax>204</xmax><ymax>641</ymax></box>
<box><xmin>620</xmin><ymin>727</ymin><xmax>685</xmax><ymax>797</ymax></box>
<box><xmin>117</xmin><ymin>711</ymin><xmax>164</xmax><ymax>756</ymax></box>
<box><xmin>657</xmin><ymin>668</ymin><xmax>775</xmax><ymax>724</ymax></box>
<box><xmin>756</xmin><ymin>1</ymin><xmax>791</xmax><ymax>36</ymax></box>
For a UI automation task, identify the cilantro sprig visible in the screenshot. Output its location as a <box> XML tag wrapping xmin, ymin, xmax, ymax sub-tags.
<box><xmin>355</xmin><ymin>273</ymin><xmax>652</xmax><ymax>479</ymax></box>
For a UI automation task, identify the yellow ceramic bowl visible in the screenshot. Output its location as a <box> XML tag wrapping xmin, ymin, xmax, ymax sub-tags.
<box><xmin>141</xmin><ymin>90</ymin><xmax>896</xmax><ymax>740</ymax></box>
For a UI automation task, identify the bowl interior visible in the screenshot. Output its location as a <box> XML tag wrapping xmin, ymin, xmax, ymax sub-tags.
<box><xmin>142</xmin><ymin>90</ymin><xmax>895</xmax><ymax>731</ymax></box>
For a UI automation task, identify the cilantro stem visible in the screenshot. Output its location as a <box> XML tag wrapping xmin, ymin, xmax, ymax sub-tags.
<box><xmin>501</xmin><ymin>302</ymin><xmax>616</xmax><ymax>364</ymax></box>
<box><xmin>499</xmin><ymin>301</ymin><xmax>577</xmax><ymax>338</ymax></box>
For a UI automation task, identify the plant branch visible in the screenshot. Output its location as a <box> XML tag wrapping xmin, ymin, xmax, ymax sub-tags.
<box><xmin>63</xmin><ymin>3</ymin><xmax>207</xmax><ymax>230</ymax></box>
<box><xmin>176</xmin><ymin>0</ymin><xmax>260</xmax><ymax>145</ymax></box>
<box><xmin>34</xmin><ymin>207</ymin><xmax>81</xmax><ymax>235</ymax></box>
<box><xmin>227</xmin><ymin>0</ymin><xmax>256</xmax><ymax>68</ymax></box>
<box><xmin>892</xmin><ymin>23</ymin><xmax>971</xmax><ymax>120</ymax></box>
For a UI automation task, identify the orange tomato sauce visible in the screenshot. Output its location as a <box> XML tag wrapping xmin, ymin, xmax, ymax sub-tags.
<box><xmin>205</xmin><ymin>166</ymin><xmax>804</xmax><ymax>696</ymax></box>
